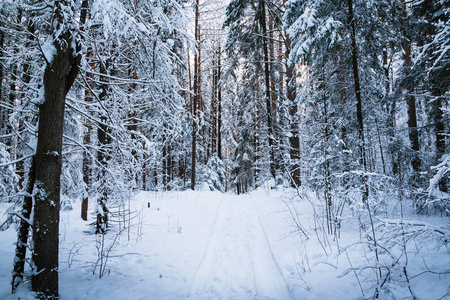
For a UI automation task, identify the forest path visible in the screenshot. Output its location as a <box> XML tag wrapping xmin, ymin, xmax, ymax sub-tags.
<box><xmin>189</xmin><ymin>193</ymin><xmax>292</xmax><ymax>299</ymax></box>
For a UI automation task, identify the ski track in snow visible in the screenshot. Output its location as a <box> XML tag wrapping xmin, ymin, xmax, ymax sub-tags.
<box><xmin>189</xmin><ymin>194</ymin><xmax>292</xmax><ymax>300</ymax></box>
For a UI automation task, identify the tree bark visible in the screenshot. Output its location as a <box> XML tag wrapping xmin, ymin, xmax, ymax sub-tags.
<box><xmin>191</xmin><ymin>0</ymin><xmax>200</xmax><ymax>190</ymax></box>
<box><xmin>0</xmin><ymin>29</ymin><xmax>3</xmax><ymax>109</ymax></box>
<box><xmin>12</xmin><ymin>157</ymin><xmax>35</xmax><ymax>292</ymax></box>
<box><xmin>322</xmin><ymin>74</ymin><xmax>332</xmax><ymax>234</ymax></box>
<box><xmin>11</xmin><ymin>17</ymin><xmax>36</xmax><ymax>292</ymax></box>
<box><xmin>268</xmin><ymin>13</ymin><xmax>279</xmax><ymax>174</ymax></box>
<box><xmin>96</xmin><ymin>60</ymin><xmax>110</xmax><ymax>234</ymax></box>
<box><xmin>32</xmin><ymin>4</ymin><xmax>81</xmax><ymax>295</ymax></box>
<box><xmin>79</xmin><ymin>0</ymin><xmax>91</xmax><ymax>221</ymax></box>
<box><xmin>401</xmin><ymin>0</ymin><xmax>421</xmax><ymax>174</ymax></box>
<box><xmin>82</xmin><ymin>44</ymin><xmax>94</xmax><ymax>222</ymax></box>
<box><xmin>217</xmin><ymin>46</ymin><xmax>222</xmax><ymax>160</ymax></box>
<box><xmin>128</xmin><ymin>39</ymin><xmax>139</xmax><ymax>186</ymax></box>
<box><xmin>258</xmin><ymin>0</ymin><xmax>276</xmax><ymax>180</ymax></box>
<box><xmin>347</xmin><ymin>0</ymin><xmax>368</xmax><ymax>202</ymax></box>
<box><xmin>211</xmin><ymin>55</ymin><xmax>217</xmax><ymax>157</ymax></box>
<box><xmin>0</xmin><ymin>29</ymin><xmax>5</xmax><ymax>96</ymax></box>
<box><xmin>285</xmin><ymin>27</ymin><xmax>300</xmax><ymax>187</ymax></box>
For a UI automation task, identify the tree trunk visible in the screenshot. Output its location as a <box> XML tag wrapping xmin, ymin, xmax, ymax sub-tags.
<box><xmin>268</xmin><ymin>14</ymin><xmax>279</xmax><ymax>174</ymax></box>
<box><xmin>285</xmin><ymin>27</ymin><xmax>300</xmax><ymax>187</ymax></box>
<box><xmin>128</xmin><ymin>40</ymin><xmax>139</xmax><ymax>186</ymax></box>
<box><xmin>0</xmin><ymin>29</ymin><xmax>3</xmax><ymax>108</ymax></box>
<box><xmin>211</xmin><ymin>55</ymin><xmax>217</xmax><ymax>157</ymax></box>
<box><xmin>82</xmin><ymin>44</ymin><xmax>94</xmax><ymax>222</ymax></box>
<box><xmin>11</xmin><ymin>17</ymin><xmax>36</xmax><ymax>292</ymax></box>
<box><xmin>191</xmin><ymin>0</ymin><xmax>200</xmax><ymax>190</ymax></box>
<box><xmin>347</xmin><ymin>0</ymin><xmax>368</xmax><ymax>202</ymax></box>
<box><xmin>259</xmin><ymin>0</ymin><xmax>276</xmax><ymax>180</ymax></box>
<box><xmin>81</xmin><ymin>103</ymin><xmax>92</xmax><ymax>221</ymax></box>
<box><xmin>401</xmin><ymin>0</ymin><xmax>420</xmax><ymax>174</ymax></box>
<box><xmin>197</xmin><ymin>24</ymin><xmax>203</xmax><ymax>165</ymax></box>
<box><xmin>383</xmin><ymin>46</ymin><xmax>390</xmax><ymax>94</ymax></box>
<box><xmin>322</xmin><ymin>76</ymin><xmax>332</xmax><ymax>234</ymax></box>
<box><xmin>96</xmin><ymin>60</ymin><xmax>110</xmax><ymax>234</ymax></box>
<box><xmin>255</xmin><ymin>74</ymin><xmax>261</xmax><ymax>185</ymax></box>
<box><xmin>78</xmin><ymin>0</ymin><xmax>91</xmax><ymax>221</ymax></box>
<box><xmin>12</xmin><ymin>157</ymin><xmax>35</xmax><ymax>292</ymax></box>
<box><xmin>32</xmin><ymin>6</ymin><xmax>81</xmax><ymax>295</ymax></box>
<box><xmin>0</xmin><ymin>29</ymin><xmax>5</xmax><ymax>95</ymax></box>
<box><xmin>383</xmin><ymin>45</ymin><xmax>399</xmax><ymax>176</ymax></box>
<box><xmin>217</xmin><ymin>46</ymin><xmax>222</xmax><ymax>160</ymax></box>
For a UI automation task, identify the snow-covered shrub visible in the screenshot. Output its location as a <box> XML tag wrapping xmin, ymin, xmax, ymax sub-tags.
<box><xmin>205</xmin><ymin>156</ymin><xmax>225</xmax><ymax>193</ymax></box>
<box><xmin>426</xmin><ymin>154</ymin><xmax>450</xmax><ymax>213</ymax></box>
<box><xmin>341</xmin><ymin>217</ymin><xmax>450</xmax><ymax>299</ymax></box>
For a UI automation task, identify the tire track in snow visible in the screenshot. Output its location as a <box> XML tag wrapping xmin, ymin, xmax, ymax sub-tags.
<box><xmin>251</xmin><ymin>196</ymin><xmax>293</xmax><ymax>299</ymax></box>
<box><xmin>189</xmin><ymin>194</ymin><xmax>291</xmax><ymax>299</ymax></box>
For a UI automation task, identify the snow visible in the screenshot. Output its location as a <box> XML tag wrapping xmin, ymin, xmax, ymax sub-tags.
<box><xmin>190</xmin><ymin>195</ymin><xmax>292</xmax><ymax>299</ymax></box>
<box><xmin>41</xmin><ymin>39</ymin><xmax>56</xmax><ymax>64</ymax></box>
<box><xmin>0</xmin><ymin>188</ymin><xmax>449</xmax><ymax>299</ymax></box>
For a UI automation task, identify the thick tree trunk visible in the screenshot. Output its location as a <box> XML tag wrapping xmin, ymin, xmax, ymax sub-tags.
<box><xmin>32</xmin><ymin>15</ymin><xmax>80</xmax><ymax>297</ymax></box>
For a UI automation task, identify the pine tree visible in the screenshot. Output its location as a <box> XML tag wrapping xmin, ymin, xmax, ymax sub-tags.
<box><xmin>412</xmin><ymin>0</ymin><xmax>449</xmax><ymax>194</ymax></box>
<box><xmin>224</xmin><ymin>0</ymin><xmax>281</xmax><ymax>182</ymax></box>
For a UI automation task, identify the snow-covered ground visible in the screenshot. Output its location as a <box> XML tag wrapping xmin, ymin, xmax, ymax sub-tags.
<box><xmin>0</xmin><ymin>187</ymin><xmax>448</xmax><ymax>299</ymax></box>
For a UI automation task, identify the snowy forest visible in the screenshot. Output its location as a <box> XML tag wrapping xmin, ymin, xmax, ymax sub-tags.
<box><xmin>0</xmin><ymin>0</ymin><xmax>449</xmax><ymax>299</ymax></box>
